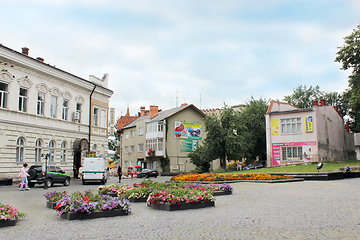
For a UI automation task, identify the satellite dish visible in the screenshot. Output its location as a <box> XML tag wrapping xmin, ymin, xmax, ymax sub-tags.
<box><xmin>317</xmin><ymin>163</ymin><xmax>323</xmax><ymax>172</ymax></box>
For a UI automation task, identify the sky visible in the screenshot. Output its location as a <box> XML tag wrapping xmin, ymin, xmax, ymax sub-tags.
<box><xmin>1</xmin><ymin>0</ymin><xmax>359</xmax><ymax>119</ymax></box>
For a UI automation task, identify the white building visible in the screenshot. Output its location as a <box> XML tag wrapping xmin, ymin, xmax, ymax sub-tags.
<box><xmin>266</xmin><ymin>100</ymin><xmax>355</xmax><ymax>167</ymax></box>
<box><xmin>0</xmin><ymin>45</ymin><xmax>113</xmax><ymax>180</ymax></box>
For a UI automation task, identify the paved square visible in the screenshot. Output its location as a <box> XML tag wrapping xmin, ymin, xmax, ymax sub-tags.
<box><xmin>0</xmin><ymin>177</ymin><xmax>359</xmax><ymax>239</ymax></box>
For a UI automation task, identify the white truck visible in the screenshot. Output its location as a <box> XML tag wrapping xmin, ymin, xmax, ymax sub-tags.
<box><xmin>81</xmin><ymin>157</ymin><xmax>108</xmax><ymax>185</ymax></box>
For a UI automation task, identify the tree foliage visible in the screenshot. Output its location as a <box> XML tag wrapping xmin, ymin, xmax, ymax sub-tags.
<box><xmin>204</xmin><ymin>105</ymin><xmax>244</xmax><ymax>171</ymax></box>
<box><xmin>335</xmin><ymin>24</ymin><xmax>360</xmax><ymax>132</ymax></box>
<box><xmin>108</xmin><ymin>128</ymin><xmax>120</xmax><ymax>163</ymax></box>
<box><xmin>283</xmin><ymin>85</ymin><xmax>323</xmax><ymax>108</ymax></box>
<box><xmin>238</xmin><ymin>97</ymin><xmax>268</xmax><ymax>165</ymax></box>
<box><xmin>187</xmin><ymin>145</ymin><xmax>211</xmax><ymax>172</ymax></box>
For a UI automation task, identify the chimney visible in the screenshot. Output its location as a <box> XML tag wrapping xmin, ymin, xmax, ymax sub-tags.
<box><xmin>149</xmin><ymin>105</ymin><xmax>159</xmax><ymax>119</ymax></box>
<box><xmin>181</xmin><ymin>103</ymin><xmax>187</xmax><ymax>107</ymax></box>
<box><xmin>346</xmin><ymin>121</ymin><xmax>349</xmax><ymax>132</ymax></box>
<box><xmin>334</xmin><ymin>106</ymin><xmax>338</xmax><ymax>112</ymax></box>
<box><xmin>140</xmin><ymin>106</ymin><xmax>146</xmax><ymax>117</ymax></box>
<box><xmin>36</xmin><ymin>57</ymin><xmax>44</xmax><ymax>62</ymax></box>
<box><xmin>313</xmin><ymin>100</ymin><xmax>318</xmax><ymax>107</ymax></box>
<box><xmin>320</xmin><ymin>99</ymin><xmax>325</xmax><ymax>106</ymax></box>
<box><xmin>22</xmin><ymin>47</ymin><xmax>29</xmax><ymax>56</ymax></box>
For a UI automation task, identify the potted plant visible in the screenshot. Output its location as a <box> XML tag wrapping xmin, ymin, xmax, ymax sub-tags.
<box><xmin>43</xmin><ymin>191</ymin><xmax>69</xmax><ymax>209</ymax></box>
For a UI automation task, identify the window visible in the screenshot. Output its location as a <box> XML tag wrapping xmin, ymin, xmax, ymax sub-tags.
<box><xmin>35</xmin><ymin>139</ymin><xmax>42</xmax><ymax>163</ymax></box>
<box><xmin>49</xmin><ymin>140</ymin><xmax>56</xmax><ymax>162</ymax></box>
<box><xmin>124</xmin><ymin>146</ymin><xmax>129</xmax><ymax>153</ymax></box>
<box><xmin>62</xmin><ymin>100</ymin><xmax>68</xmax><ymax>120</ymax></box>
<box><xmin>146</xmin><ymin>138</ymin><xmax>164</xmax><ymax>152</ymax></box>
<box><xmin>93</xmin><ymin>107</ymin><xmax>99</xmax><ymax>126</ymax></box>
<box><xmin>138</xmin><ymin>127</ymin><xmax>144</xmax><ymax>135</ymax></box>
<box><xmin>50</xmin><ymin>96</ymin><xmax>57</xmax><ymax>118</ymax></box>
<box><xmin>0</xmin><ymin>82</ymin><xmax>8</xmax><ymax>108</ymax></box>
<box><xmin>130</xmin><ymin>146</ymin><xmax>135</xmax><ymax>153</ymax></box>
<box><xmin>130</xmin><ymin>130</ymin><xmax>135</xmax><ymax>138</ymax></box>
<box><xmin>16</xmin><ymin>137</ymin><xmax>26</xmax><ymax>162</ymax></box>
<box><xmin>281</xmin><ymin>118</ymin><xmax>301</xmax><ymax>134</ymax></box>
<box><xmin>37</xmin><ymin>92</ymin><xmax>45</xmax><ymax>116</ymax></box>
<box><xmin>92</xmin><ymin>144</ymin><xmax>97</xmax><ymax>151</ymax></box>
<box><xmin>125</xmin><ymin>132</ymin><xmax>129</xmax><ymax>139</ymax></box>
<box><xmin>101</xmin><ymin>109</ymin><xmax>107</xmax><ymax>128</ymax></box>
<box><xmin>61</xmin><ymin>141</ymin><xmax>67</xmax><ymax>162</ymax></box>
<box><xmin>282</xmin><ymin>146</ymin><xmax>303</xmax><ymax>161</ymax></box>
<box><xmin>138</xmin><ymin>143</ymin><xmax>144</xmax><ymax>152</ymax></box>
<box><xmin>146</xmin><ymin>122</ymin><xmax>164</xmax><ymax>133</ymax></box>
<box><xmin>18</xmin><ymin>88</ymin><xmax>27</xmax><ymax>112</ymax></box>
<box><xmin>76</xmin><ymin>103</ymin><xmax>82</xmax><ymax>123</ymax></box>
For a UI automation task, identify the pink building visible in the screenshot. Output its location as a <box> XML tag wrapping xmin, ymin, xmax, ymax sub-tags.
<box><xmin>265</xmin><ymin>100</ymin><xmax>355</xmax><ymax>167</ymax></box>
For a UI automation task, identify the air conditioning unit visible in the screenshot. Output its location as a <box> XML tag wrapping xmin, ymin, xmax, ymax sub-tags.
<box><xmin>73</xmin><ymin>111</ymin><xmax>80</xmax><ymax>121</ymax></box>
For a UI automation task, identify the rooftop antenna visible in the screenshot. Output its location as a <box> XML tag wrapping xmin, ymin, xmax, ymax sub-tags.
<box><xmin>176</xmin><ymin>91</ymin><xmax>178</xmax><ymax>107</ymax></box>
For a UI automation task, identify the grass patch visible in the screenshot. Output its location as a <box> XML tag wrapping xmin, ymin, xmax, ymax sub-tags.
<box><xmin>225</xmin><ymin>160</ymin><xmax>360</xmax><ymax>174</ymax></box>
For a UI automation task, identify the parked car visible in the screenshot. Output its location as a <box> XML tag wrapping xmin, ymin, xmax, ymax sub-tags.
<box><xmin>243</xmin><ymin>163</ymin><xmax>264</xmax><ymax>170</ymax></box>
<box><xmin>27</xmin><ymin>165</ymin><xmax>71</xmax><ymax>188</ymax></box>
<box><xmin>137</xmin><ymin>169</ymin><xmax>158</xmax><ymax>178</ymax></box>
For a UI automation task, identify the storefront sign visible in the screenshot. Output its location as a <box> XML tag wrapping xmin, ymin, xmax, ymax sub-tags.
<box><xmin>180</xmin><ymin>140</ymin><xmax>198</xmax><ymax>152</ymax></box>
<box><xmin>304</xmin><ymin>116</ymin><xmax>313</xmax><ymax>132</ymax></box>
<box><xmin>272</xmin><ymin>119</ymin><xmax>279</xmax><ymax>136</ymax></box>
<box><xmin>272</xmin><ymin>141</ymin><xmax>316</xmax><ymax>166</ymax></box>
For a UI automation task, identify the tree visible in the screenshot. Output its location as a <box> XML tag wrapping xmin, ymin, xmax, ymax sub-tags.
<box><xmin>335</xmin><ymin>24</ymin><xmax>360</xmax><ymax>132</ymax></box>
<box><xmin>238</xmin><ymin>97</ymin><xmax>268</xmax><ymax>165</ymax></box>
<box><xmin>187</xmin><ymin>145</ymin><xmax>212</xmax><ymax>172</ymax></box>
<box><xmin>283</xmin><ymin>85</ymin><xmax>324</xmax><ymax>108</ymax></box>
<box><xmin>108</xmin><ymin>130</ymin><xmax>120</xmax><ymax>163</ymax></box>
<box><xmin>204</xmin><ymin>105</ymin><xmax>244</xmax><ymax>171</ymax></box>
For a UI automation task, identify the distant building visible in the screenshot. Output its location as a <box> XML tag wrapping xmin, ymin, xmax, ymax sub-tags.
<box><xmin>0</xmin><ymin>45</ymin><xmax>113</xmax><ymax>179</ymax></box>
<box><xmin>118</xmin><ymin>104</ymin><xmax>218</xmax><ymax>173</ymax></box>
<box><xmin>265</xmin><ymin>100</ymin><xmax>355</xmax><ymax>167</ymax></box>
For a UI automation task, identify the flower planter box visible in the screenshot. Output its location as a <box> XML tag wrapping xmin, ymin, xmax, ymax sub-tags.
<box><xmin>212</xmin><ymin>191</ymin><xmax>232</xmax><ymax>196</ymax></box>
<box><xmin>60</xmin><ymin>209</ymin><xmax>129</xmax><ymax>220</ymax></box>
<box><xmin>128</xmin><ymin>197</ymin><xmax>147</xmax><ymax>203</ymax></box>
<box><xmin>148</xmin><ymin>201</ymin><xmax>215</xmax><ymax>211</ymax></box>
<box><xmin>98</xmin><ymin>192</ymin><xmax>118</xmax><ymax>197</ymax></box>
<box><xmin>0</xmin><ymin>219</ymin><xmax>17</xmax><ymax>228</ymax></box>
<box><xmin>46</xmin><ymin>201</ymin><xmax>57</xmax><ymax>209</ymax></box>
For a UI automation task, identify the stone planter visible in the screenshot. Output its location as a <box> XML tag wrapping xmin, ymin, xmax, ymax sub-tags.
<box><xmin>60</xmin><ymin>209</ymin><xmax>129</xmax><ymax>220</ymax></box>
<box><xmin>212</xmin><ymin>191</ymin><xmax>232</xmax><ymax>196</ymax></box>
<box><xmin>46</xmin><ymin>201</ymin><xmax>57</xmax><ymax>209</ymax></box>
<box><xmin>0</xmin><ymin>219</ymin><xmax>17</xmax><ymax>228</ymax></box>
<box><xmin>128</xmin><ymin>197</ymin><xmax>147</xmax><ymax>203</ymax></box>
<box><xmin>98</xmin><ymin>192</ymin><xmax>118</xmax><ymax>197</ymax></box>
<box><xmin>148</xmin><ymin>201</ymin><xmax>215</xmax><ymax>211</ymax></box>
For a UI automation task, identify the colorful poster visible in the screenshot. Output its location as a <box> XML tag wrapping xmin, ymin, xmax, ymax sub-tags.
<box><xmin>304</xmin><ymin>116</ymin><xmax>313</xmax><ymax>132</ymax></box>
<box><xmin>174</xmin><ymin>121</ymin><xmax>202</xmax><ymax>139</ymax></box>
<box><xmin>180</xmin><ymin>140</ymin><xmax>198</xmax><ymax>152</ymax></box>
<box><xmin>272</xmin><ymin>141</ymin><xmax>316</xmax><ymax>166</ymax></box>
<box><xmin>272</xmin><ymin>119</ymin><xmax>279</xmax><ymax>136</ymax></box>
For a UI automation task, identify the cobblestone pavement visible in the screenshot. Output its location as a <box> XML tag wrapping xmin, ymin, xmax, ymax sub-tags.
<box><xmin>1</xmin><ymin>176</ymin><xmax>360</xmax><ymax>239</ymax></box>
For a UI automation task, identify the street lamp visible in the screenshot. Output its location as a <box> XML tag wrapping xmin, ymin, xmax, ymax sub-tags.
<box><xmin>43</xmin><ymin>153</ymin><xmax>50</xmax><ymax>189</ymax></box>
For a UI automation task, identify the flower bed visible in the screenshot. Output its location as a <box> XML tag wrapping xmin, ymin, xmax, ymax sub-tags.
<box><xmin>170</xmin><ymin>173</ymin><xmax>294</xmax><ymax>182</ymax></box>
<box><xmin>0</xmin><ymin>203</ymin><xmax>26</xmax><ymax>228</ymax></box>
<box><xmin>98</xmin><ymin>182</ymin><xmax>153</xmax><ymax>201</ymax></box>
<box><xmin>53</xmin><ymin>190</ymin><xmax>131</xmax><ymax>220</ymax></box>
<box><xmin>148</xmin><ymin>201</ymin><xmax>215</xmax><ymax>211</ymax></box>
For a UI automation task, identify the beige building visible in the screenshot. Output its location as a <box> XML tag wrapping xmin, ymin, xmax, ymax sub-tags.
<box><xmin>266</xmin><ymin>100</ymin><xmax>355</xmax><ymax>167</ymax></box>
<box><xmin>119</xmin><ymin>104</ymin><xmax>216</xmax><ymax>173</ymax></box>
<box><xmin>0</xmin><ymin>45</ymin><xmax>113</xmax><ymax>179</ymax></box>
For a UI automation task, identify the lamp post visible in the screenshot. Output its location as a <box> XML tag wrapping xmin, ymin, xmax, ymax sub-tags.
<box><xmin>43</xmin><ymin>153</ymin><xmax>50</xmax><ymax>189</ymax></box>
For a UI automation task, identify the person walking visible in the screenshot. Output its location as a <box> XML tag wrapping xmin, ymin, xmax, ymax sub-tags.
<box><xmin>19</xmin><ymin>163</ymin><xmax>30</xmax><ymax>191</ymax></box>
<box><xmin>117</xmin><ymin>165</ymin><xmax>122</xmax><ymax>183</ymax></box>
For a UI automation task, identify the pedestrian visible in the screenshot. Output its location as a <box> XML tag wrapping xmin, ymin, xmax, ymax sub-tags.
<box><xmin>18</xmin><ymin>163</ymin><xmax>30</xmax><ymax>191</ymax></box>
<box><xmin>117</xmin><ymin>165</ymin><xmax>122</xmax><ymax>183</ymax></box>
<box><xmin>344</xmin><ymin>165</ymin><xmax>352</xmax><ymax>178</ymax></box>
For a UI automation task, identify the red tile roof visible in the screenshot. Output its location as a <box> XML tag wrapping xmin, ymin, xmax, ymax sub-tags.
<box><xmin>116</xmin><ymin>116</ymin><xmax>139</xmax><ymax>132</ymax></box>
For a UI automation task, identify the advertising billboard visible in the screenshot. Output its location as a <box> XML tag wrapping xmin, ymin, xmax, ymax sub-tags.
<box><xmin>174</xmin><ymin>121</ymin><xmax>202</xmax><ymax>140</ymax></box>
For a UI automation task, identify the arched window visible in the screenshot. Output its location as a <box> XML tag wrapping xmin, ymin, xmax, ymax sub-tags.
<box><xmin>61</xmin><ymin>141</ymin><xmax>67</xmax><ymax>162</ymax></box>
<box><xmin>35</xmin><ymin>139</ymin><xmax>42</xmax><ymax>162</ymax></box>
<box><xmin>16</xmin><ymin>137</ymin><xmax>26</xmax><ymax>162</ymax></box>
<box><xmin>92</xmin><ymin>144</ymin><xmax>97</xmax><ymax>151</ymax></box>
<box><xmin>49</xmin><ymin>140</ymin><xmax>56</xmax><ymax>163</ymax></box>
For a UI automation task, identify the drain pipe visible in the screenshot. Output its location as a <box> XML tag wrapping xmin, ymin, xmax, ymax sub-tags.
<box><xmin>89</xmin><ymin>85</ymin><xmax>97</xmax><ymax>151</ymax></box>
